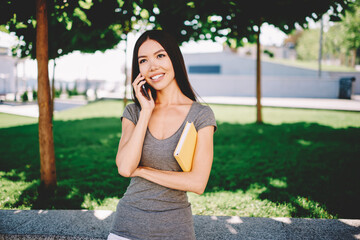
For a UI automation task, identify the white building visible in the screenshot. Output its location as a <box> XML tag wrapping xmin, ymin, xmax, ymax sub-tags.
<box><xmin>0</xmin><ymin>46</ymin><xmax>28</xmax><ymax>100</ymax></box>
<box><xmin>184</xmin><ymin>51</ymin><xmax>360</xmax><ymax>98</ymax></box>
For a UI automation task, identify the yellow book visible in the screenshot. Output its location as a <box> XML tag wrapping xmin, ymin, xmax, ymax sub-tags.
<box><xmin>174</xmin><ymin>121</ymin><xmax>197</xmax><ymax>172</ymax></box>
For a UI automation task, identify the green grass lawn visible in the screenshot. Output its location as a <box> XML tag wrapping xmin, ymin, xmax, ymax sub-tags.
<box><xmin>1</xmin><ymin>100</ymin><xmax>360</xmax><ymax>219</ymax></box>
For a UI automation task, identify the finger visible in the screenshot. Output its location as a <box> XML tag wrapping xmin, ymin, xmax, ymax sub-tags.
<box><xmin>134</xmin><ymin>80</ymin><xmax>149</xmax><ymax>100</ymax></box>
<box><xmin>132</xmin><ymin>73</ymin><xmax>145</xmax><ymax>86</ymax></box>
<box><xmin>137</xmin><ymin>79</ymin><xmax>146</xmax><ymax>86</ymax></box>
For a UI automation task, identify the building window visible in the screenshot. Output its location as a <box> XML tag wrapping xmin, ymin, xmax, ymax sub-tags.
<box><xmin>188</xmin><ymin>65</ymin><xmax>221</xmax><ymax>74</ymax></box>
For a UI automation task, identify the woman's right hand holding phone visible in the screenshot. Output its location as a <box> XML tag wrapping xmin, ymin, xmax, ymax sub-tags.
<box><xmin>133</xmin><ymin>73</ymin><xmax>155</xmax><ymax>112</ymax></box>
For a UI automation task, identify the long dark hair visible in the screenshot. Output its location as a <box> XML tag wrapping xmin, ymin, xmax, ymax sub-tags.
<box><xmin>131</xmin><ymin>30</ymin><xmax>197</xmax><ymax>107</ymax></box>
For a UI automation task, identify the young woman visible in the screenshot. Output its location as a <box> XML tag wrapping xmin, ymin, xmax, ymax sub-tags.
<box><xmin>108</xmin><ymin>30</ymin><xmax>217</xmax><ymax>240</ymax></box>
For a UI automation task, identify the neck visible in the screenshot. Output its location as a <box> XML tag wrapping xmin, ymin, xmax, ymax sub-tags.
<box><xmin>155</xmin><ymin>81</ymin><xmax>190</xmax><ymax>106</ymax></box>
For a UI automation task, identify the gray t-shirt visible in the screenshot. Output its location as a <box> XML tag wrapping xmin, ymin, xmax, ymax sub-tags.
<box><xmin>110</xmin><ymin>101</ymin><xmax>217</xmax><ymax>240</ymax></box>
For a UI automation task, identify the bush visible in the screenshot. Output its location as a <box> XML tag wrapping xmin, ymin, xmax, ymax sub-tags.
<box><xmin>32</xmin><ymin>90</ymin><xmax>37</xmax><ymax>101</ymax></box>
<box><xmin>67</xmin><ymin>84</ymin><xmax>79</xmax><ymax>97</ymax></box>
<box><xmin>55</xmin><ymin>89</ymin><xmax>62</xmax><ymax>98</ymax></box>
<box><xmin>264</xmin><ymin>49</ymin><xmax>274</xmax><ymax>58</ymax></box>
<box><xmin>21</xmin><ymin>91</ymin><xmax>28</xmax><ymax>102</ymax></box>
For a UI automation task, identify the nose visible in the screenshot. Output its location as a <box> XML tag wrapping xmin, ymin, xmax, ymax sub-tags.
<box><xmin>149</xmin><ymin>59</ymin><xmax>159</xmax><ymax>71</ymax></box>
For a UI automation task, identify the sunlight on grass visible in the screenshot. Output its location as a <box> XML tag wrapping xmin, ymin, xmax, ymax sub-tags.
<box><xmin>293</xmin><ymin>196</ymin><xmax>334</xmax><ymax>219</ymax></box>
<box><xmin>54</xmin><ymin>100</ymin><xmax>124</xmax><ymax>121</ymax></box>
<box><xmin>188</xmin><ymin>183</ymin><xmax>335</xmax><ymax>218</ymax></box>
<box><xmin>0</xmin><ymin>171</ymin><xmax>37</xmax><ymax>210</ymax></box>
<box><xmin>0</xmin><ymin>113</ymin><xmax>37</xmax><ymax>128</ymax></box>
<box><xmin>187</xmin><ymin>188</ymin><xmax>294</xmax><ymax>218</ymax></box>
<box><xmin>81</xmin><ymin>193</ymin><xmax>119</xmax><ymax>210</ymax></box>
<box><xmin>268</xmin><ymin>177</ymin><xmax>287</xmax><ymax>188</ymax></box>
<box><xmin>297</xmin><ymin>139</ymin><xmax>312</xmax><ymax>146</ymax></box>
<box><xmin>211</xmin><ymin>104</ymin><xmax>360</xmax><ymax>129</ymax></box>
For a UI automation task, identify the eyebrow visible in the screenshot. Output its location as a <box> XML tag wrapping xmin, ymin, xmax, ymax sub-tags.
<box><xmin>138</xmin><ymin>49</ymin><xmax>166</xmax><ymax>59</ymax></box>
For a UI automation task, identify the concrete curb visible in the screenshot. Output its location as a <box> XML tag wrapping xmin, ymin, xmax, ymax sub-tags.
<box><xmin>1</xmin><ymin>210</ymin><xmax>359</xmax><ymax>240</ymax></box>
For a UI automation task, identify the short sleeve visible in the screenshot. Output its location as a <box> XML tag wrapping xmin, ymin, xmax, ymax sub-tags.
<box><xmin>194</xmin><ymin>105</ymin><xmax>217</xmax><ymax>132</ymax></box>
<box><xmin>121</xmin><ymin>103</ymin><xmax>139</xmax><ymax>125</ymax></box>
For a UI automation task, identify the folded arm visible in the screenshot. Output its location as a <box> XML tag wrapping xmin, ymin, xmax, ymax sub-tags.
<box><xmin>131</xmin><ymin>125</ymin><xmax>215</xmax><ymax>195</ymax></box>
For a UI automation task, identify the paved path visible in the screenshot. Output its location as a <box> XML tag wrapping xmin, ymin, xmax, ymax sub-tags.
<box><xmin>1</xmin><ymin>210</ymin><xmax>359</xmax><ymax>240</ymax></box>
<box><xmin>1</xmin><ymin>96</ymin><xmax>360</xmax><ymax>118</ymax></box>
<box><xmin>0</xmin><ymin>99</ymin><xmax>88</xmax><ymax>117</ymax></box>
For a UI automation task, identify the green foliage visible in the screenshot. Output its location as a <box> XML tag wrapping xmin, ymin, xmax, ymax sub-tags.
<box><xmin>32</xmin><ymin>90</ymin><xmax>37</xmax><ymax>101</ymax></box>
<box><xmin>0</xmin><ymin>0</ymin><xmax>135</xmax><ymax>59</ymax></box>
<box><xmin>1</xmin><ymin>0</ymin><xmax>355</xmax><ymax>59</ymax></box>
<box><xmin>1</xmin><ymin>101</ymin><xmax>360</xmax><ymax>218</ymax></box>
<box><xmin>21</xmin><ymin>91</ymin><xmax>28</xmax><ymax>102</ymax></box>
<box><xmin>131</xmin><ymin>0</ymin><xmax>355</xmax><ymax>49</ymax></box>
<box><xmin>263</xmin><ymin>49</ymin><xmax>274</xmax><ymax>58</ymax></box>
<box><xmin>341</xmin><ymin>1</ymin><xmax>360</xmax><ymax>50</ymax></box>
<box><xmin>54</xmin><ymin>88</ymin><xmax>62</xmax><ymax>98</ymax></box>
<box><xmin>296</xmin><ymin>29</ymin><xmax>320</xmax><ymax>61</ymax></box>
<box><xmin>66</xmin><ymin>84</ymin><xmax>78</xmax><ymax>97</ymax></box>
<box><xmin>295</xmin><ymin>2</ymin><xmax>360</xmax><ymax>65</ymax></box>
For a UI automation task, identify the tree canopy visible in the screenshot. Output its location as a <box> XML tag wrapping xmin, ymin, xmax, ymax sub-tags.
<box><xmin>187</xmin><ymin>0</ymin><xmax>354</xmax><ymax>47</ymax></box>
<box><xmin>294</xmin><ymin>1</ymin><xmax>360</xmax><ymax>66</ymax></box>
<box><xmin>0</xmin><ymin>0</ymin><xmax>136</xmax><ymax>59</ymax></box>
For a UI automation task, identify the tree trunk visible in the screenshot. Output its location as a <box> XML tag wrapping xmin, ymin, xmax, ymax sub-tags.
<box><xmin>256</xmin><ymin>24</ymin><xmax>263</xmax><ymax>124</ymax></box>
<box><xmin>351</xmin><ymin>49</ymin><xmax>356</xmax><ymax>68</ymax></box>
<box><xmin>36</xmin><ymin>0</ymin><xmax>57</xmax><ymax>192</ymax></box>
<box><xmin>50</xmin><ymin>59</ymin><xmax>56</xmax><ymax>120</ymax></box>
<box><xmin>340</xmin><ymin>53</ymin><xmax>345</xmax><ymax>65</ymax></box>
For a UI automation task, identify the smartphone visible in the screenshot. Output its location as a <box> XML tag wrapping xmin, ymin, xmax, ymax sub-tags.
<box><xmin>141</xmin><ymin>82</ymin><xmax>151</xmax><ymax>100</ymax></box>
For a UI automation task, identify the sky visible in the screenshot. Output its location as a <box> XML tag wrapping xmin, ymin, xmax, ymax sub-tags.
<box><xmin>0</xmin><ymin>23</ymin><xmax>289</xmax><ymax>83</ymax></box>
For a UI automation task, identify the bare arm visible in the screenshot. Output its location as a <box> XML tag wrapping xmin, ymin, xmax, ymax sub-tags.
<box><xmin>116</xmin><ymin>73</ymin><xmax>154</xmax><ymax>177</ymax></box>
<box><xmin>116</xmin><ymin>110</ymin><xmax>152</xmax><ymax>177</ymax></box>
<box><xmin>131</xmin><ymin>125</ymin><xmax>215</xmax><ymax>195</ymax></box>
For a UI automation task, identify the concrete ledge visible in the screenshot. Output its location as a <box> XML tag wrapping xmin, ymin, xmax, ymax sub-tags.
<box><xmin>1</xmin><ymin>210</ymin><xmax>360</xmax><ymax>240</ymax></box>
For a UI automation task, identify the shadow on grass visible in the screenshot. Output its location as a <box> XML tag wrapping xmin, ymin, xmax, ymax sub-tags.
<box><xmin>1</xmin><ymin>119</ymin><xmax>359</xmax><ymax>218</ymax></box>
<box><xmin>208</xmin><ymin>122</ymin><xmax>360</xmax><ymax>219</ymax></box>
<box><xmin>0</xmin><ymin>117</ymin><xmax>130</xmax><ymax>209</ymax></box>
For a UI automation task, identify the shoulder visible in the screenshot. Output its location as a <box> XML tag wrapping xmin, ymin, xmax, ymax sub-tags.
<box><xmin>191</xmin><ymin>102</ymin><xmax>217</xmax><ymax>132</ymax></box>
<box><xmin>122</xmin><ymin>103</ymin><xmax>140</xmax><ymax>124</ymax></box>
<box><xmin>192</xmin><ymin>102</ymin><xmax>215</xmax><ymax>116</ymax></box>
<box><xmin>125</xmin><ymin>103</ymin><xmax>139</xmax><ymax>111</ymax></box>
<box><xmin>124</xmin><ymin>103</ymin><xmax>141</xmax><ymax>115</ymax></box>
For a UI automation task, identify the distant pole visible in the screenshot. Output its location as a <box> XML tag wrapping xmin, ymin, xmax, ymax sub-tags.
<box><xmin>256</xmin><ymin>23</ymin><xmax>263</xmax><ymax>124</ymax></box>
<box><xmin>50</xmin><ymin>59</ymin><xmax>56</xmax><ymax>120</ymax></box>
<box><xmin>14</xmin><ymin>61</ymin><xmax>18</xmax><ymax>101</ymax></box>
<box><xmin>318</xmin><ymin>16</ymin><xmax>323</xmax><ymax>78</ymax></box>
<box><xmin>123</xmin><ymin>33</ymin><xmax>128</xmax><ymax>108</ymax></box>
<box><xmin>85</xmin><ymin>66</ymin><xmax>89</xmax><ymax>99</ymax></box>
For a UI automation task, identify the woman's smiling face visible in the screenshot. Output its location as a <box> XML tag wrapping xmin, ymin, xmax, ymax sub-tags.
<box><xmin>138</xmin><ymin>39</ymin><xmax>175</xmax><ymax>91</ymax></box>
